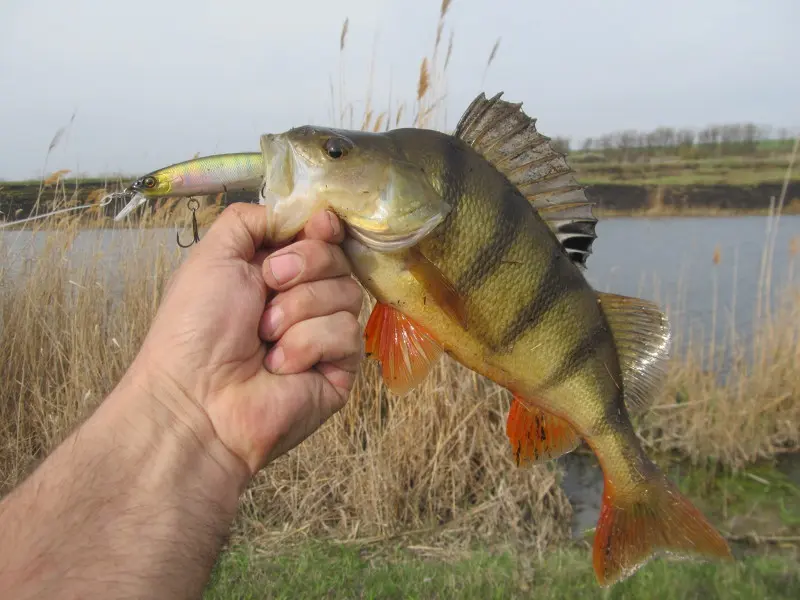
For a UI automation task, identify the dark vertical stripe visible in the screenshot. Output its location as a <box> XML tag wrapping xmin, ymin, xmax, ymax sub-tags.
<box><xmin>454</xmin><ymin>188</ymin><xmax>526</xmax><ymax>294</ymax></box>
<box><xmin>534</xmin><ymin>320</ymin><xmax>610</xmax><ymax>395</ymax></box>
<box><xmin>433</xmin><ymin>138</ymin><xmax>470</xmax><ymax>257</ymax></box>
<box><xmin>497</xmin><ymin>250</ymin><xmax>584</xmax><ymax>350</ymax></box>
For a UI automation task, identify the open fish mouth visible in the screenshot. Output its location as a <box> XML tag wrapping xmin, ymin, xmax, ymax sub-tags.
<box><xmin>259</xmin><ymin>136</ymin><xmax>326</xmax><ymax>244</ymax></box>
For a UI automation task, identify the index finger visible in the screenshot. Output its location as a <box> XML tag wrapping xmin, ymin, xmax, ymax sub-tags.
<box><xmin>249</xmin><ymin>209</ymin><xmax>347</xmax><ymax>272</ymax></box>
<box><xmin>196</xmin><ymin>203</ymin><xmax>268</xmax><ymax>261</ymax></box>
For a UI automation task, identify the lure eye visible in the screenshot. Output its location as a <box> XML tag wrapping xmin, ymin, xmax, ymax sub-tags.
<box><xmin>143</xmin><ymin>176</ymin><xmax>157</xmax><ymax>189</ymax></box>
<box><xmin>324</xmin><ymin>137</ymin><xmax>349</xmax><ymax>160</ymax></box>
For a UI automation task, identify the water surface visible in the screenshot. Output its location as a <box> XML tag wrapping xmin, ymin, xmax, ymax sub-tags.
<box><xmin>3</xmin><ymin>216</ymin><xmax>797</xmax><ymax>347</ymax></box>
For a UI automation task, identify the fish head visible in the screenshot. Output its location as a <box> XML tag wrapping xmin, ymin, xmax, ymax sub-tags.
<box><xmin>259</xmin><ymin>126</ymin><xmax>450</xmax><ymax>250</ymax></box>
<box><xmin>129</xmin><ymin>168</ymin><xmax>180</xmax><ymax>197</ymax></box>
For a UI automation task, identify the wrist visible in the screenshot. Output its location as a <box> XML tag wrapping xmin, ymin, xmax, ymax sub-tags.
<box><xmin>115</xmin><ymin>361</ymin><xmax>252</xmax><ymax>499</ymax></box>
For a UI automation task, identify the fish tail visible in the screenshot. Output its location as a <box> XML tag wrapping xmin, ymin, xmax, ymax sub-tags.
<box><xmin>592</xmin><ymin>460</ymin><xmax>733</xmax><ymax>587</ymax></box>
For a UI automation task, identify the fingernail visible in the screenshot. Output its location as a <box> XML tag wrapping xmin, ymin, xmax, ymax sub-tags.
<box><xmin>265</xmin><ymin>346</ymin><xmax>284</xmax><ymax>372</ymax></box>
<box><xmin>327</xmin><ymin>211</ymin><xmax>340</xmax><ymax>237</ymax></box>
<box><xmin>262</xmin><ymin>305</ymin><xmax>283</xmax><ymax>339</ymax></box>
<box><xmin>268</xmin><ymin>252</ymin><xmax>302</xmax><ymax>284</ymax></box>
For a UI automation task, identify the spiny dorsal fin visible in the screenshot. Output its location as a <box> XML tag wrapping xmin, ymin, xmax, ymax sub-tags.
<box><xmin>454</xmin><ymin>92</ymin><xmax>597</xmax><ymax>268</ymax></box>
<box><xmin>596</xmin><ymin>292</ymin><xmax>671</xmax><ymax>414</ymax></box>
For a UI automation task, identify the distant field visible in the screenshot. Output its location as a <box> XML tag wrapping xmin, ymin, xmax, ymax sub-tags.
<box><xmin>1</xmin><ymin>152</ymin><xmax>799</xmax><ymax>222</ymax></box>
<box><xmin>572</xmin><ymin>155</ymin><xmax>799</xmax><ymax>186</ymax></box>
<box><xmin>3</xmin><ymin>153</ymin><xmax>797</xmax><ymax>188</ymax></box>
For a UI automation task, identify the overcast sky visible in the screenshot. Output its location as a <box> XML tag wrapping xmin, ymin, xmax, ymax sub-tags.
<box><xmin>1</xmin><ymin>0</ymin><xmax>797</xmax><ymax>180</ymax></box>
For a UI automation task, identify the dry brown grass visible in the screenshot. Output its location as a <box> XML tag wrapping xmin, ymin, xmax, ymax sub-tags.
<box><xmin>639</xmin><ymin>288</ymin><xmax>800</xmax><ymax>469</ymax></box>
<box><xmin>0</xmin><ymin>222</ymin><xmax>571</xmax><ymax>549</ymax></box>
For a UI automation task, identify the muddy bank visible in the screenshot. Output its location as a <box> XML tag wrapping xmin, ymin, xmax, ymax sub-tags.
<box><xmin>2</xmin><ymin>181</ymin><xmax>799</xmax><ymax>222</ymax></box>
<box><xmin>586</xmin><ymin>182</ymin><xmax>800</xmax><ymax>214</ymax></box>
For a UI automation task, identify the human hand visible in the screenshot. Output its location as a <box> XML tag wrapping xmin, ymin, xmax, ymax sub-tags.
<box><xmin>126</xmin><ymin>204</ymin><xmax>364</xmax><ymax>479</ymax></box>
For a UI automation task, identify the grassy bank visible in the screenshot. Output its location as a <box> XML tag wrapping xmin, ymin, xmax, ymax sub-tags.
<box><xmin>203</xmin><ymin>541</ymin><xmax>799</xmax><ymax>599</ymax></box>
<box><xmin>573</xmin><ymin>155</ymin><xmax>800</xmax><ymax>187</ymax></box>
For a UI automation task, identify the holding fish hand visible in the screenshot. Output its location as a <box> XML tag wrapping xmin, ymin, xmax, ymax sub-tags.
<box><xmin>127</xmin><ymin>203</ymin><xmax>364</xmax><ymax>481</ymax></box>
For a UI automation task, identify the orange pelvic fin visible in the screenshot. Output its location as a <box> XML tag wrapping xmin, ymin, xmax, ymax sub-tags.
<box><xmin>593</xmin><ymin>469</ymin><xmax>734</xmax><ymax>587</ymax></box>
<box><xmin>506</xmin><ymin>394</ymin><xmax>581</xmax><ymax>466</ymax></box>
<box><xmin>405</xmin><ymin>248</ymin><xmax>468</xmax><ymax>328</ymax></box>
<box><xmin>364</xmin><ymin>302</ymin><xmax>443</xmax><ymax>395</ymax></box>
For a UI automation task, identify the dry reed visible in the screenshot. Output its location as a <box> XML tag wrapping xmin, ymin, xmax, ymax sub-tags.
<box><xmin>0</xmin><ymin>218</ymin><xmax>571</xmax><ymax>549</ymax></box>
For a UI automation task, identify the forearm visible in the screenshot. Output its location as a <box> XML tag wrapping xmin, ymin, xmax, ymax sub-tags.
<box><xmin>0</xmin><ymin>374</ymin><xmax>249</xmax><ymax>600</ymax></box>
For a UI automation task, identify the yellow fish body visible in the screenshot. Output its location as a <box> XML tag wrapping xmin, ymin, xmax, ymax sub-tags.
<box><xmin>258</xmin><ymin>92</ymin><xmax>733</xmax><ymax>586</ymax></box>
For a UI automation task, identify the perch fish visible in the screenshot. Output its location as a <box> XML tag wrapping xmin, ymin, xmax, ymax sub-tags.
<box><xmin>256</xmin><ymin>92</ymin><xmax>734</xmax><ymax>586</ymax></box>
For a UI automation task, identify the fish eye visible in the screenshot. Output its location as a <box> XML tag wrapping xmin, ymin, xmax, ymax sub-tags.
<box><xmin>324</xmin><ymin>137</ymin><xmax>349</xmax><ymax>160</ymax></box>
<box><xmin>143</xmin><ymin>176</ymin><xmax>156</xmax><ymax>189</ymax></box>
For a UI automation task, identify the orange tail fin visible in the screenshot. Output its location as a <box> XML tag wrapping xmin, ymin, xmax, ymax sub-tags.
<box><xmin>593</xmin><ymin>470</ymin><xmax>733</xmax><ymax>586</ymax></box>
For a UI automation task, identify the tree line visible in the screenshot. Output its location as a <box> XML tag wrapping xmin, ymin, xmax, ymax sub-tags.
<box><xmin>549</xmin><ymin>124</ymin><xmax>797</xmax><ymax>161</ymax></box>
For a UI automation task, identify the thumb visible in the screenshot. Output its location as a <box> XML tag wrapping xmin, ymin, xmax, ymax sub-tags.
<box><xmin>197</xmin><ymin>203</ymin><xmax>269</xmax><ymax>261</ymax></box>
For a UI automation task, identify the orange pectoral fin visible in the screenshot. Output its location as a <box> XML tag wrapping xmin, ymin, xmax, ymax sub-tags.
<box><xmin>506</xmin><ymin>394</ymin><xmax>582</xmax><ymax>466</ymax></box>
<box><xmin>405</xmin><ymin>248</ymin><xmax>468</xmax><ymax>329</ymax></box>
<box><xmin>364</xmin><ymin>302</ymin><xmax>444</xmax><ymax>396</ymax></box>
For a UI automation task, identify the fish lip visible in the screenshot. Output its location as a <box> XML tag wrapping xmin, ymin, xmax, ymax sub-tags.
<box><xmin>344</xmin><ymin>211</ymin><xmax>446</xmax><ymax>252</ymax></box>
<box><xmin>113</xmin><ymin>191</ymin><xmax>147</xmax><ymax>221</ymax></box>
<box><xmin>259</xmin><ymin>136</ymin><xmax>314</xmax><ymax>243</ymax></box>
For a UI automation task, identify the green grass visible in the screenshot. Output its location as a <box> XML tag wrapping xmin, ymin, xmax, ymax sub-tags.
<box><xmin>203</xmin><ymin>540</ymin><xmax>800</xmax><ymax>599</ymax></box>
<box><xmin>668</xmin><ymin>459</ymin><xmax>800</xmax><ymax>537</ymax></box>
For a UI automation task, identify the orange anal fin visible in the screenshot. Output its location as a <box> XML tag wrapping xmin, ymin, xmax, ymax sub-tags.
<box><xmin>364</xmin><ymin>302</ymin><xmax>443</xmax><ymax>396</ymax></box>
<box><xmin>405</xmin><ymin>248</ymin><xmax>468</xmax><ymax>329</ymax></box>
<box><xmin>506</xmin><ymin>394</ymin><xmax>581</xmax><ymax>466</ymax></box>
<box><xmin>593</xmin><ymin>472</ymin><xmax>734</xmax><ymax>587</ymax></box>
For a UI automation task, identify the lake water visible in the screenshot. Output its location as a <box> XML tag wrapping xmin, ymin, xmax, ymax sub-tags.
<box><xmin>586</xmin><ymin>216</ymin><xmax>800</xmax><ymax>350</ymax></box>
<box><xmin>3</xmin><ymin>215</ymin><xmax>798</xmax><ymax>349</ymax></box>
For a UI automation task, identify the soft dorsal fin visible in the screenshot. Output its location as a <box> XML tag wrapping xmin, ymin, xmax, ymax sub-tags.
<box><xmin>454</xmin><ymin>92</ymin><xmax>597</xmax><ymax>268</ymax></box>
<box><xmin>596</xmin><ymin>292</ymin><xmax>671</xmax><ymax>414</ymax></box>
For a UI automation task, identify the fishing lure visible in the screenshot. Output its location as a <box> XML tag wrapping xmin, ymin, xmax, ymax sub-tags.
<box><xmin>176</xmin><ymin>198</ymin><xmax>201</xmax><ymax>248</ymax></box>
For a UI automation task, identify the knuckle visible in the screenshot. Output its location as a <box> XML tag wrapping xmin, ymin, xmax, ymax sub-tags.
<box><xmin>323</xmin><ymin>242</ymin><xmax>348</xmax><ymax>273</ymax></box>
<box><xmin>302</xmin><ymin>281</ymin><xmax>320</xmax><ymax>308</ymax></box>
<box><xmin>340</xmin><ymin>312</ymin><xmax>363</xmax><ymax>343</ymax></box>
<box><xmin>299</xmin><ymin>239</ymin><xmax>334</xmax><ymax>272</ymax></box>
<box><xmin>323</xmin><ymin>243</ymin><xmax>342</xmax><ymax>271</ymax></box>
<box><xmin>342</xmin><ymin>278</ymin><xmax>364</xmax><ymax>311</ymax></box>
<box><xmin>220</xmin><ymin>203</ymin><xmax>247</xmax><ymax>227</ymax></box>
<box><xmin>282</xmin><ymin>329</ymin><xmax>313</xmax><ymax>363</ymax></box>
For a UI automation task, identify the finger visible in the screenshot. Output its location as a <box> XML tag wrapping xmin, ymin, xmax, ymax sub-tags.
<box><xmin>259</xmin><ymin>276</ymin><xmax>364</xmax><ymax>342</ymax></box>
<box><xmin>263</xmin><ymin>239</ymin><xmax>352</xmax><ymax>291</ymax></box>
<box><xmin>196</xmin><ymin>203</ymin><xmax>267</xmax><ymax>261</ymax></box>
<box><xmin>264</xmin><ymin>312</ymin><xmax>363</xmax><ymax>375</ymax></box>
<box><xmin>315</xmin><ymin>361</ymin><xmax>358</xmax><ymax>394</ymax></box>
<box><xmin>249</xmin><ymin>248</ymin><xmax>271</xmax><ymax>271</ymax></box>
<box><xmin>295</xmin><ymin>210</ymin><xmax>345</xmax><ymax>244</ymax></box>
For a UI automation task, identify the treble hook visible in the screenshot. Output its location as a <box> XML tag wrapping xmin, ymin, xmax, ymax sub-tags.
<box><xmin>177</xmin><ymin>198</ymin><xmax>201</xmax><ymax>248</ymax></box>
